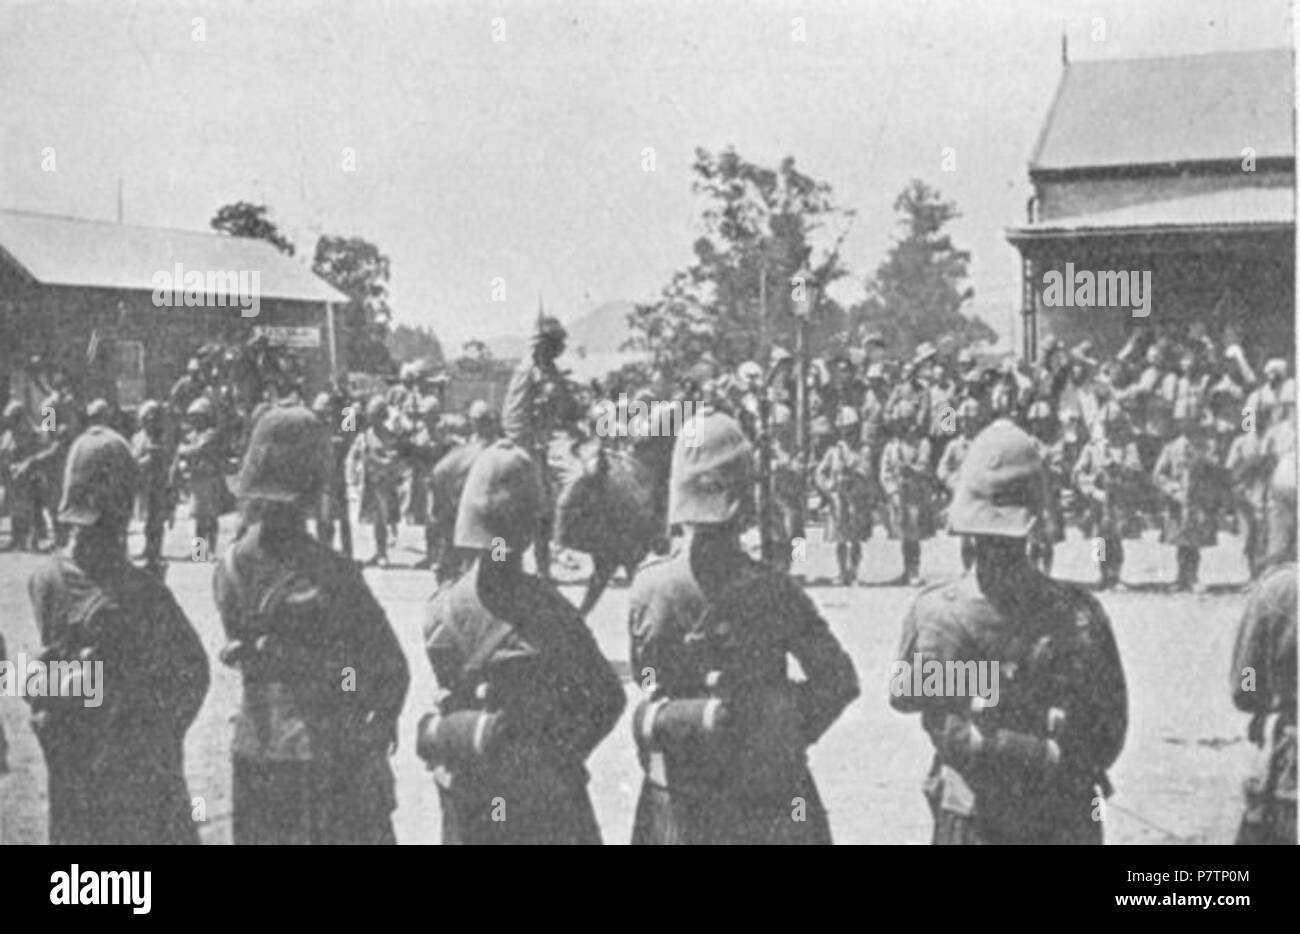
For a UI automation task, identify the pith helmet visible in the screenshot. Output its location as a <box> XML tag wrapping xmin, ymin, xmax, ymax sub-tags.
<box><xmin>454</xmin><ymin>440</ymin><xmax>542</xmax><ymax>550</ymax></box>
<box><xmin>310</xmin><ymin>391</ymin><xmax>334</xmax><ymax>417</ymax></box>
<box><xmin>186</xmin><ymin>396</ymin><xmax>214</xmax><ymax>420</ymax></box>
<box><xmin>235</xmin><ymin>405</ymin><xmax>331</xmax><ymax>504</ymax></box>
<box><xmin>138</xmin><ymin>399</ymin><xmax>164</xmax><ymax>425</ymax></box>
<box><xmin>668</xmin><ymin>410</ymin><xmax>753</xmax><ymax>525</ymax></box>
<box><xmin>957</xmin><ymin>397</ymin><xmax>983</xmax><ymax>421</ymax></box>
<box><xmin>59</xmin><ymin>426</ymin><xmax>138</xmax><ymax>527</ymax></box>
<box><xmin>947</xmin><ymin>418</ymin><xmax>1046</xmax><ymax>538</ymax></box>
<box><xmin>365</xmin><ymin>395</ymin><xmax>389</xmax><ymax>424</ymax></box>
<box><xmin>737</xmin><ymin>360</ymin><xmax>763</xmax><ymax>384</ymax></box>
<box><xmin>534</xmin><ymin>315</ymin><xmax>567</xmax><ymax>344</ymax></box>
<box><xmin>85</xmin><ymin>398</ymin><xmax>112</xmax><ymax>422</ymax></box>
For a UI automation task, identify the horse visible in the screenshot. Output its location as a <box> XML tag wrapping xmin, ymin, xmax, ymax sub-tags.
<box><xmin>553</xmin><ymin>433</ymin><xmax>675</xmax><ymax>615</ymax></box>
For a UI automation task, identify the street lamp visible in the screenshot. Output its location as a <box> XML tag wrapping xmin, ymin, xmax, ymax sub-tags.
<box><xmin>790</xmin><ymin>269</ymin><xmax>818</xmax><ymax>556</ymax></box>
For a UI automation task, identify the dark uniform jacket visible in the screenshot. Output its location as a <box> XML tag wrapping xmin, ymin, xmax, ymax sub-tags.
<box><xmin>1230</xmin><ymin>562</ymin><xmax>1296</xmax><ymax>845</ymax></box>
<box><xmin>893</xmin><ymin>572</ymin><xmax>1127</xmax><ymax>844</ymax></box>
<box><xmin>423</xmin><ymin>570</ymin><xmax>625</xmax><ymax>844</ymax></box>
<box><xmin>28</xmin><ymin>554</ymin><xmax>209</xmax><ymax>844</ymax></box>
<box><xmin>214</xmin><ymin>524</ymin><xmax>410</xmax><ymax>844</ymax></box>
<box><xmin>628</xmin><ymin>547</ymin><xmax>859</xmax><ymax>844</ymax></box>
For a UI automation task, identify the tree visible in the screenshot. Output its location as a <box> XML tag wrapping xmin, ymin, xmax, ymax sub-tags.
<box><xmin>625</xmin><ymin>147</ymin><xmax>855</xmax><ymax>383</ymax></box>
<box><xmin>851</xmin><ymin>179</ymin><xmax>995</xmax><ymax>355</ymax></box>
<box><xmin>210</xmin><ymin>202</ymin><xmax>296</xmax><ymax>256</ymax></box>
<box><xmin>387</xmin><ymin>323</ymin><xmax>444</xmax><ymax>368</ymax></box>
<box><xmin>312</xmin><ymin>235</ymin><xmax>395</xmax><ymax>374</ymax></box>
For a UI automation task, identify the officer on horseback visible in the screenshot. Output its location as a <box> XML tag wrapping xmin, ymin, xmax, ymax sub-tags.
<box><xmin>501</xmin><ymin>312</ymin><xmax>581</xmax><ymax>579</ymax></box>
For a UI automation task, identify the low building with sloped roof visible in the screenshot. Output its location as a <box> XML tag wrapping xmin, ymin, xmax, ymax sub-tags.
<box><xmin>0</xmin><ymin>208</ymin><xmax>348</xmax><ymax>411</ymax></box>
<box><xmin>1006</xmin><ymin>47</ymin><xmax>1294</xmax><ymax>363</ymax></box>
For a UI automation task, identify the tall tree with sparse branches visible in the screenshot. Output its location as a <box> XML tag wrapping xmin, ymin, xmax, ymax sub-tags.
<box><xmin>625</xmin><ymin>146</ymin><xmax>855</xmax><ymax>382</ymax></box>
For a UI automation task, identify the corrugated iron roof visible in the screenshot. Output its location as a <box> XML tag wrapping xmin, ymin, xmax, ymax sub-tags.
<box><xmin>1030</xmin><ymin>48</ymin><xmax>1295</xmax><ymax>173</ymax></box>
<box><xmin>1007</xmin><ymin>186</ymin><xmax>1295</xmax><ymax>240</ymax></box>
<box><xmin>0</xmin><ymin>208</ymin><xmax>348</xmax><ymax>303</ymax></box>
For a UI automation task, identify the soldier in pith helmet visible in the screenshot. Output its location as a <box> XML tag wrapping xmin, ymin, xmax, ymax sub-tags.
<box><xmin>1</xmin><ymin>400</ymin><xmax>44</xmax><ymax>551</ymax></box>
<box><xmin>880</xmin><ymin>399</ymin><xmax>936</xmax><ymax>585</ymax></box>
<box><xmin>131</xmin><ymin>399</ymin><xmax>174</xmax><ymax>572</ymax></box>
<box><xmin>28</xmin><ymin>425</ymin><xmax>209</xmax><ymax>843</ymax></box>
<box><xmin>628</xmin><ymin>410</ymin><xmax>859</xmax><ymax>844</ymax></box>
<box><xmin>173</xmin><ymin>395</ymin><xmax>230</xmax><ymax>553</ymax></box>
<box><xmin>892</xmin><ymin>418</ymin><xmax>1128</xmax><ymax>844</ymax></box>
<box><xmin>310</xmin><ymin>390</ymin><xmax>353</xmax><ymax>556</ymax></box>
<box><xmin>501</xmin><ymin>312</ymin><xmax>580</xmax><ymax>579</ymax></box>
<box><xmin>215</xmin><ymin>406</ymin><xmax>409</xmax><ymax>844</ymax></box>
<box><xmin>419</xmin><ymin>440</ymin><xmax>625</xmax><ymax>844</ymax></box>
<box><xmin>1025</xmin><ymin>399</ymin><xmax>1066</xmax><ymax>577</ymax></box>
<box><xmin>428</xmin><ymin>400</ymin><xmax>500</xmax><ymax>586</ymax></box>
<box><xmin>1072</xmin><ymin>402</ymin><xmax>1145</xmax><ymax>589</ymax></box>
<box><xmin>814</xmin><ymin>406</ymin><xmax>872</xmax><ymax>586</ymax></box>
<box><xmin>347</xmin><ymin>395</ymin><xmax>404</xmax><ymax>567</ymax></box>
<box><xmin>1230</xmin><ymin>439</ymin><xmax>1296</xmax><ymax>845</ymax></box>
<box><xmin>937</xmin><ymin>397</ymin><xmax>983</xmax><ymax>571</ymax></box>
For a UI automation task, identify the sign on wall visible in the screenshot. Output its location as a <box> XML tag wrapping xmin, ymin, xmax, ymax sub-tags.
<box><xmin>252</xmin><ymin>325</ymin><xmax>322</xmax><ymax>348</ymax></box>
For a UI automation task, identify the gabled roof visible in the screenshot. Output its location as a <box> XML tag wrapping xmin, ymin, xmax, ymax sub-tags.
<box><xmin>1030</xmin><ymin>48</ymin><xmax>1295</xmax><ymax>173</ymax></box>
<box><xmin>0</xmin><ymin>208</ymin><xmax>348</xmax><ymax>303</ymax></box>
<box><xmin>1007</xmin><ymin>185</ymin><xmax>1294</xmax><ymax>241</ymax></box>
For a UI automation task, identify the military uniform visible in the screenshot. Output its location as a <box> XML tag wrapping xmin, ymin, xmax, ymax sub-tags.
<box><xmin>28</xmin><ymin>426</ymin><xmax>209</xmax><ymax>844</ymax></box>
<box><xmin>1</xmin><ymin>401</ymin><xmax>45</xmax><ymax>550</ymax></box>
<box><xmin>1152</xmin><ymin>430</ymin><xmax>1220</xmax><ymax>588</ymax></box>
<box><xmin>346</xmin><ymin>398</ymin><xmax>403</xmax><ymax>564</ymax></box>
<box><xmin>1230</xmin><ymin>562</ymin><xmax>1296</xmax><ymax>845</ymax></box>
<box><xmin>418</xmin><ymin>441</ymin><xmax>625</xmax><ymax>844</ymax></box>
<box><xmin>310</xmin><ymin>392</ymin><xmax>354</xmax><ymax>557</ymax></box>
<box><xmin>423</xmin><ymin>568</ymin><xmax>624</xmax><ymax>844</ymax></box>
<box><xmin>428</xmin><ymin>434</ymin><xmax>488</xmax><ymax>585</ymax></box>
<box><xmin>1028</xmin><ymin>436</ymin><xmax>1068</xmax><ymax>576</ymax></box>
<box><xmin>893</xmin><ymin>420</ymin><xmax>1128</xmax><ymax>845</ymax></box>
<box><xmin>628</xmin><ymin>410</ymin><xmax>859</xmax><ymax>844</ymax></box>
<box><xmin>814</xmin><ymin>436</ymin><xmax>872</xmax><ymax>584</ymax></box>
<box><xmin>131</xmin><ymin>401</ymin><xmax>173</xmax><ymax>568</ymax></box>
<box><xmin>216</xmin><ymin>407</ymin><xmax>409</xmax><ymax>844</ymax></box>
<box><xmin>174</xmin><ymin>398</ymin><xmax>231</xmax><ymax>550</ymax></box>
<box><xmin>629</xmin><ymin>548</ymin><xmax>860</xmax><ymax>844</ymax></box>
<box><xmin>881</xmin><ymin>421</ymin><xmax>935</xmax><ymax>584</ymax></box>
<box><xmin>937</xmin><ymin>432</ymin><xmax>976</xmax><ymax>570</ymax></box>
<box><xmin>1072</xmin><ymin>427</ymin><xmax>1145</xmax><ymax>588</ymax></box>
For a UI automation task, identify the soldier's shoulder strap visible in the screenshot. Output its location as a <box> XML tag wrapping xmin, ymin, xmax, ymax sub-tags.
<box><xmin>442</xmin><ymin>578</ymin><xmax>517</xmax><ymax>684</ymax></box>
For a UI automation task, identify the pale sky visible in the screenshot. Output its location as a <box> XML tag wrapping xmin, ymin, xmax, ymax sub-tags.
<box><xmin>0</xmin><ymin>0</ymin><xmax>1292</xmax><ymax>349</ymax></box>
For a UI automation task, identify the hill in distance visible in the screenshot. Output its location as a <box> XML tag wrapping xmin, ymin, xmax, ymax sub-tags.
<box><xmin>482</xmin><ymin>300</ymin><xmax>637</xmax><ymax>361</ymax></box>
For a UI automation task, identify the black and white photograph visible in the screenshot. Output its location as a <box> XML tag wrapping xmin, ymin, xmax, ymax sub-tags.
<box><xmin>0</xmin><ymin>0</ymin><xmax>1294</xmax><ymax>886</ymax></box>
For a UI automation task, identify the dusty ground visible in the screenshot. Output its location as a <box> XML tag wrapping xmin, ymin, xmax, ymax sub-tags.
<box><xmin>0</xmin><ymin>516</ymin><xmax>1260</xmax><ymax>845</ymax></box>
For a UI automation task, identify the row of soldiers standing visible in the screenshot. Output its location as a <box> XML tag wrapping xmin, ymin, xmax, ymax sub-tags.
<box><xmin>3</xmin><ymin>391</ymin><xmax>1292</xmax><ymax>843</ymax></box>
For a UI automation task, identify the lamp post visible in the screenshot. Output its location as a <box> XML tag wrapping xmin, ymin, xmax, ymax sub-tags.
<box><xmin>791</xmin><ymin>269</ymin><xmax>819</xmax><ymax>551</ymax></box>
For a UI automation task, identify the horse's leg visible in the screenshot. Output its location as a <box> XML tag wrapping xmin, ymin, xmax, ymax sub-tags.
<box><xmin>625</xmin><ymin>547</ymin><xmax>649</xmax><ymax>583</ymax></box>
<box><xmin>580</xmin><ymin>553</ymin><xmax>614</xmax><ymax>616</ymax></box>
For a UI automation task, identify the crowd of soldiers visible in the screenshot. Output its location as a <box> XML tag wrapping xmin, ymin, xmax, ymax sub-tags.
<box><xmin>0</xmin><ymin>316</ymin><xmax>1293</xmax><ymax>846</ymax></box>
<box><xmin>683</xmin><ymin>326</ymin><xmax>1297</xmax><ymax>593</ymax></box>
